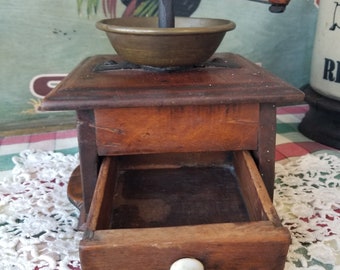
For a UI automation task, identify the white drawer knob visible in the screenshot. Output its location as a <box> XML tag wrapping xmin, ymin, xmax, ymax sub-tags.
<box><xmin>170</xmin><ymin>258</ymin><xmax>204</xmax><ymax>270</ymax></box>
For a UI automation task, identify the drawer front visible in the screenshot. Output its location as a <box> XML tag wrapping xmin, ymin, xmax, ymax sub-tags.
<box><xmin>80</xmin><ymin>152</ymin><xmax>290</xmax><ymax>270</ymax></box>
<box><xmin>95</xmin><ymin>104</ymin><xmax>259</xmax><ymax>155</ymax></box>
<box><xmin>80</xmin><ymin>222</ymin><xmax>290</xmax><ymax>270</ymax></box>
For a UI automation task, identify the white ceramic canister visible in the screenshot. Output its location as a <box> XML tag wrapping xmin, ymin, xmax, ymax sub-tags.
<box><xmin>310</xmin><ymin>0</ymin><xmax>340</xmax><ymax>101</ymax></box>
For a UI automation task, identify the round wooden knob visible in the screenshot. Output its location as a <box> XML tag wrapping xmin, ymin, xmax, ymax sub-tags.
<box><xmin>170</xmin><ymin>258</ymin><xmax>204</xmax><ymax>270</ymax></box>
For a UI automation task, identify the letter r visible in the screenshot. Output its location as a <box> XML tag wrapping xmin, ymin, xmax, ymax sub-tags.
<box><xmin>323</xmin><ymin>58</ymin><xmax>336</xmax><ymax>81</ymax></box>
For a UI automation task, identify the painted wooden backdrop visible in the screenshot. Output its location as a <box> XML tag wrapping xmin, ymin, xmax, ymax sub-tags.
<box><xmin>0</xmin><ymin>0</ymin><xmax>317</xmax><ymax>135</ymax></box>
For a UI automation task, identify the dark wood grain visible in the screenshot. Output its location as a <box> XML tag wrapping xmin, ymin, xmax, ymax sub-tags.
<box><xmin>41</xmin><ymin>53</ymin><xmax>304</xmax><ymax>219</ymax></box>
<box><xmin>80</xmin><ymin>151</ymin><xmax>291</xmax><ymax>270</ymax></box>
<box><xmin>95</xmin><ymin>103</ymin><xmax>259</xmax><ymax>156</ymax></box>
<box><xmin>41</xmin><ymin>53</ymin><xmax>304</xmax><ymax>111</ymax></box>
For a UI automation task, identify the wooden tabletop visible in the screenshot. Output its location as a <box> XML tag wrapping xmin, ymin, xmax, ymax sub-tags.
<box><xmin>40</xmin><ymin>53</ymin><xmax>304</xmax><ymax>111</ymax></box>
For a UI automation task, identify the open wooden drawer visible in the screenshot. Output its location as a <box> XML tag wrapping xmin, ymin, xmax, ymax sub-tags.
<box><xmin>79</xmin><ymin>151</ymin><xmax>290</xmax><ymax>270</ymax></box>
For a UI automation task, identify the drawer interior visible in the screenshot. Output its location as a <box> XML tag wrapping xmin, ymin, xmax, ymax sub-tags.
<box><xmin>81</xmin><ymin>151</ymin><xmax>290</xmax><ymax>270</ymax></box>
<box><xmin>86</xmin><ymin>150</ymin><xmax>282</xmax><ymax>231</ymax></box>
<box><xmin>111</xmin><ymin>164</ymin><xmax>249</xmax><ymax>229</ymax></box>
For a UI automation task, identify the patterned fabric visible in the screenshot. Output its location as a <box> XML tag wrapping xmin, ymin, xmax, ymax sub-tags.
<box><xmin>0</xmin><ymin>130</ymin><xmax>78</xmax><ymax>172</ymax></box>
<box><xmin>0</xmin><ymin>150</ymin><xmax>82</xmax><ymax>269</ymax></box>
<box><xmin>276</xmin><ymin>105</ymin><xmax>335</xmax><ymax>161</ymax></box>
<box><xmin>275</xmin><ymin>152</ymin><xmax>340</xmax><ymax>269</ymax></box>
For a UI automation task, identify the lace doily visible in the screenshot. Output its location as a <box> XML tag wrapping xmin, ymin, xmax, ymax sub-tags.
<box><xmin>275</xmin><ymin>152</ymin><xmax>340</xmax><ymax>270</ymax></box>
<box><xmin>1</xmin><ymin>150</ymin><xmax>340</xmax><ymax>269</ymax></box>
<box><xmin>0</xmin><ymin>150</ymin><xmax>82</xmax><ymax>269</ymax></box>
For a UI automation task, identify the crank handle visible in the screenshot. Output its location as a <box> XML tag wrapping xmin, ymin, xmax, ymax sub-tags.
<box><xmin>248</xmin><ymin>0</ymin><xmax>291</xmax><ymax>13</ymax></box>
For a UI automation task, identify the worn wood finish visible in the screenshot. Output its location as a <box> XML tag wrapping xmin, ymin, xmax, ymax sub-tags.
<box><xmin>234</xmin><ymin>151</ymin><xmax>282</xmax><ymax>226</ymax></box>
<box><xmin>118</xmin><ymin>151</ymin><xmax>230</xmax><ymax>170</ymax></box>
<box><xmin>77</xmin><ymin>110</ymin><xmax>99</xmax><ymax>215</ymax></box>
<box><xmin>110</xmin><ymin>165</ymin><xmax>248</xmax><ymax>229</ymax></box>
<box><xmin>80</xmin><ymin>151</ymin><xmax>291</xmax><ymax>270</ymax></box>
<box><xmin>86</xmin><ymin>157</ymin><xmax>119</xmax><ymax>231</ymax></box>
<box><xmin>95</xmin><ymin>104</ymin><xmax>259</xmax><ymax>156</ymax></box>
<box><xmin>40</xmin><ymin>53</ymin><xmax>304</xmax><ymax>219</ymax></box>
<box><xmin>66</xmin><ymin>166</ymin><xmax>87</xmax><ymax>230</ymax></box>
<box><xmin>80</xmin><ymin>222</ymin><xmax>290</xmax><ymax>270</ymax></box>
<box><xmin>252</xmin><ymin>103</ymin><xmax>278</xmax><ymax>199</ymax></box>
<box><xmin>40</xmin><ymin>53</ymin><xmax>304</xmax><ymax>111</ymax></box>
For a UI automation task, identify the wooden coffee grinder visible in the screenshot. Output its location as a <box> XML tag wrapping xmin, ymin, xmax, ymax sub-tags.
<box><xmin>41</xmin><ymin>0</ymin><xmax>303</xmax><ymax>269</ymax></box>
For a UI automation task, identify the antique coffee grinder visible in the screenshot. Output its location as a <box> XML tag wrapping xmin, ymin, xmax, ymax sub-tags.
<box><xmin>41</xmin><ymin>1</ymin><xmax>301</xmax><ymax>269</ymax></box>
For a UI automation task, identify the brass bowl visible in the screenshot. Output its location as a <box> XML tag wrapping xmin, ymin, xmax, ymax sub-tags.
<box><xmin>96</xmin><ymin>17</ymin><xmax>236</xmax><ymax>67</ymax></box>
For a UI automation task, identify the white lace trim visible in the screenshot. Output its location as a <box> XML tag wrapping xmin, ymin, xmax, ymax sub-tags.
<box><xmin>275</xmin><ymin>152</ymin><xmax>340</xmax><ymax>269</ymax></box>
<box><xmin>0</xmin><ymin>150</ymin><xmax>82</xmax><ymax>269</ymax></box>
<box><xmin>1</xmin><ymin>150</ymin><xmax>340</xmax><ymax>269</ymax></box>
